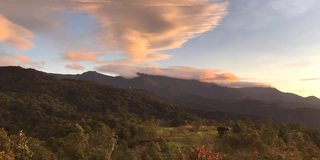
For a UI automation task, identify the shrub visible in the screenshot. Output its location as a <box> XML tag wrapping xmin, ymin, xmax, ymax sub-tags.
<box><xmin>176</xmin><ymin>146</ymin><xmax>221</xmax><ymax>160</ymax></box>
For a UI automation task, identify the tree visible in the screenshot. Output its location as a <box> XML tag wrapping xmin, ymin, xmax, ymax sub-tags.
<box><xmin>58</xmin><ymin>124</ymin><xmax>89</xmax><ymax>159</ymax></box>
<box><xmin>278</xmin><ymin>125</ymin><xmax>289</xmax><ymax>143</ymax></box>
<box><xmin>217</xmin><ymin>127</ymin><xmax>229</xmax><ymax>137</ymax></box>
<box><xmin>0</xmin><ymin>128</ymin><xmax>14</xmax><ymax>160</ymax></box>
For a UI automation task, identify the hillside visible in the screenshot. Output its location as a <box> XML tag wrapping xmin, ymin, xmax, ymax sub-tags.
<box><xmin>1</xmin><ymin>66</ymin><xmax>320</xmax><ymax>160</ymax></box>
<box><xmin>55</xmin><ymin>71</ymin><xmax>320</xmax><ymax>105</ymax></box>
<box><xmin>0</xmin><ymin>67</ymin><xmax>198</xmax><ymax>130</ymax></box>
<box><xmin>53</xmin><ymin>71</ymin><xmax>320</xmax><ymax>126</ymax></box>
<box><xmin>0</xmin><ymin>66</ymin><xmax>196</xmax><ymax>159</ymax></box>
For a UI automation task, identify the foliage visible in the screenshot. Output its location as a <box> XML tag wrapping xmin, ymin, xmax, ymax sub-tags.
<box><xmin>0</xmin><ymin>129</ymin><xmax>54</xmax><ymax>160</ymax></box>
<box><xmin>0</xmin><ymin>67</ymin><xmax>320</xmax><ymax>159</ymax></box>
<box><xmin>177</xmin><ymin>146</ymin><xmax>221</xmax><ymax>160</ymax></box>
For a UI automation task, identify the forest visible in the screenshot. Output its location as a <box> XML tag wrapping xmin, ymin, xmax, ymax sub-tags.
<box><xmin>1</xmin><ymin>67</ymin><xmax>320</xmax><ymax>160</ymax></box>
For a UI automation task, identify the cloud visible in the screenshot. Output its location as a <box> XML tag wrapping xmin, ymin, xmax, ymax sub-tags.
<box><xmin>96</xmin><ymin>64</ymin><xmax>239</xmax><ymax>82</ymax></box>
<box><xmin>64</xmin><ymin>51</ymin><xmax>97</xmax><ymax>62</ymax></box>
<box><xmin>0</xmin><ymin>0</ymin><xmax>77</xmax><ymax>52</ymax></box>
<box><xmin>269</xmin><ymin>0</ymin><xmax>317</xmax><ymax>17</ymax></box>
<box><xmin>0</xmin><ymin>0</ymin><xmax>72</xmax><ymax>32</ymax></box>
<box><xmin>301</xmin><ymin>78</ymin><xmax>320</xmax><ymax>81</ymax></box>
<box><xmin>0</xmin><ymin>15</ymin><xmax>34</xmax><ymax>50</ymax></box>
<box><xmin>0</xmin><ymin>54</ymin><xmax>44</xmax><ymax>68</ymax></box>
<box><xmin>78</xmin><ymin>0</ymin><xmax>228</xmax><ymax>63</ymax></box>
<box><xmin>96</xmin><ymin>64</ymin><xmax>268</xmax><ymax>88</ymax></box>
<box><xmin>1</xmin><ymin>0</ymin><xmax>228</xmax><ymax>64</ymax></box>
<box><xmin>65</xmin><ymin>63</ymin><xmax>84</xmax><ymax>70</ymax></box>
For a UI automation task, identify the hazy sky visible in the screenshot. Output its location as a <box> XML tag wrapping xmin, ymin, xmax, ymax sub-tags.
<box><xmin>0</xmin><ymin>0</ymin><xmax>319</xmax><ymax>97</ymax></box>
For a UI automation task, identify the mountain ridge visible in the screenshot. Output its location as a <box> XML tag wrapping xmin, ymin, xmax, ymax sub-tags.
<box><xmin>50</xmin><ymin>68</ymin><xmax>320</xmax><ymax>126</ymax></box>
<box><xmin>53</xmin><ymin>70</ymin><xmax>320</xmax><ymax>105</ymax></box>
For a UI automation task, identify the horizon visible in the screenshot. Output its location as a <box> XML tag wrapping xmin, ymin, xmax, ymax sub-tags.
<box><xmin>47</xmin><ymin>68</ymin><xmax>320</xmax><ymax>99</ymax></box>
<box><xmin>1</xmin><ymin>0</ymin><xmax>320</xmax><ymax>98</ymax></box>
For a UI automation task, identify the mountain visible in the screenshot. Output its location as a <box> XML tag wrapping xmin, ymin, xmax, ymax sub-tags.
<box><xmin>1</xmin><ymin>66</ymin><xmax>320</xmax><ymax>159</ymax></box>
<box><xmin>1</xmin><ymin>66</ymin><xmax>320</xmax><ymax>126</ymax></box>
<box><xmin>55</xmin><ymin>71</ymin><xmax>320</xmax><ymax>105</ymax></box>
<box><xmin>53</xmin><ymin>71</ymin><xmax>320</xmax><ymax>126</ymax></box>
<box><xmin>0</xmin><ymin>66</ymin><xmax>197</xmax><ymax>133</ymax></box>
<box><xmin>0</xmin><ymin>66</ymin><xmax>205</xmax><ymax>159</ymax></box>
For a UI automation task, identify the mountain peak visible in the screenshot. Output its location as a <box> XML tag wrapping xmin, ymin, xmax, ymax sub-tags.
<box><xmin>81</xmin><ymin>71</ymin><xmax>104</xmax><ymax>76</ymax></box>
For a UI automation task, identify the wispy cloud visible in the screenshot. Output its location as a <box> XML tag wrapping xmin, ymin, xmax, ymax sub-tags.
<box><xmin>0</xmin><ymin>15</ymin><xmax>34</xmax><ymax>50</ymax></box>
<box><xmin>269</xmin><ymin>0</ymin><xmax>317</xmax><ymax>17</ymax></box>
<box><xmin>0</xmin><ymin>0</ymin><xmax>71</xmax><ymax>32</ymax></box>
<box><xmin>301</xmin><ymin>78</ymin><xmax>320</xmax><ymax>81</ymax></box>
<box><xmin>65</xmin><ymin>63</ymin><xmax>84</xmax><ymax>70</ymax></box>
<box><xmin>0</xmin><ymin>54</ymin><xmax>44</xmax><ymax>68</ymax></box>
<box><xmin>64</xmin><ymin>51</ymin><xmax>97</xmax><ymax>62</ymax></box>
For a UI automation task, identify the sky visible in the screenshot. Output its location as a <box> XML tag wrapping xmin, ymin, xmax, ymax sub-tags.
<box><xmin>0</xmin><ymin>0</ymin><xmax>320</xmax><ymax>97</ymax></box>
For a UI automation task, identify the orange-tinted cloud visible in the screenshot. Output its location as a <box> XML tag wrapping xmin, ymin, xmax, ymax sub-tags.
<box><xmin>0</xmin><ymin>15</ymin><xmax>34</xmax><ymax>50</ymax></box>
<box><xmin>0</xmin><ymin>55</ymin><xmax>43</xmax><ymax>68</ymax></box>
<box><xmin>78</xmin><ymin>0</ymin><xmax>228</xmax><ymax>63</ymax></box>
<box><xmin>65</xmin><ymin>63</ymin><xmax>84</xmax><ymax>70</ymax></box>
<box><xmin>64</xmin><ymin>51</ymin><xmax>97</xmax><ymax>62</ymax></box>
<box><xmin>0</xmin><ymin>0</ymin><xmax>72</xmax><ymax>32</ymax></box>
<box><xmin>1</xmin><ymin>0</ymin><xmax>228</xmax><ymax>64</ymax></box>
<box><xmin>96</xmin><ymin>64</ymin><xmax>268</xmax><ymax>88</ymax></box>
<box><xmin>301</xmin><ymin>78</ymin><xmax>320</xmax><ymax>81</ymax></box>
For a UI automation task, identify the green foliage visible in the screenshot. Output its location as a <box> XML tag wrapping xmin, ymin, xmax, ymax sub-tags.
<box><xmin>0</xmin><ymin>129</ymin><xmax>55</xmax><ymax>160</ymax></box>
<box><xmin>213</xmin><ymin>120</ymin><xmax>320</xmax><ymax>160</ymax></box>
<box><xmin>0</xmin><ymin>67</ymin><xmax>320</xmax><ymax>159</ymax></box>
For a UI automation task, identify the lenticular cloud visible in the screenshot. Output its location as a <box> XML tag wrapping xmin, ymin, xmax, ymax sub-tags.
<box><xmin>78</xmin><ymin>0</ymin><xmax>228</xmax><ymax>63</ymax></box>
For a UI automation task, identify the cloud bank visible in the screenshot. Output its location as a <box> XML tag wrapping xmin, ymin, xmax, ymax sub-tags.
<box><xmin>96</xmin><ymin>64</ymin><xmax>268</xmax><ymax>88</ymax></box>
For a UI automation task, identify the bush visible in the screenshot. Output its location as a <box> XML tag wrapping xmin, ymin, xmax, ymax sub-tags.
<box><xmin>177</xmin><ymin>146</ymin><xmax>221</xmax><ymax>160</ymax></box>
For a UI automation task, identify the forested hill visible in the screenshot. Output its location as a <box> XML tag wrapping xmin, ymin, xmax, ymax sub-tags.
<box><xmin>1</xmin><ymin>66</ymin><xmax>320</xmax><ymax>160</ymax></box>
<box><xmin>53</xmin><ymin>70</ymin><xmax>320</xmax><ymax>126</ymax></box>
<box><xmin>0</xmin><ymin>66</ymin><xmax>196</xmax><ymax>159</ymax></box>
<box><xmin>0</xmin><ymin>66</ymin><xmax>197</xmax><ymax>130</ymax></box>
<box><xmin>54</xmin><ymin>71</ymin><xmax>320</xmax><ymax>106</ymax></box>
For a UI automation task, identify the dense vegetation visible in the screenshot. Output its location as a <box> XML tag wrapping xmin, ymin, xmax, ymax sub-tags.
<box><xmin>1</xmin><ymin>67</ymin><xmax>320</xmax><ymax>160</ymax></box>
<box><xmin>54</xmin><ymin>71</ymin><xmax>320</xmax><ymax>126</ymax></box>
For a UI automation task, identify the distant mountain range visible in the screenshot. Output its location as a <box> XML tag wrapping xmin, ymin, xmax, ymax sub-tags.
<box><xmin>53</xmin><ymin>70</ymin><xmax>320</xmax><ymax>126</ymax></box>
<box><xmin>55</xmin><ymin>71</ymin><xmax>320</xmax><ymax>105</ymax></box>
